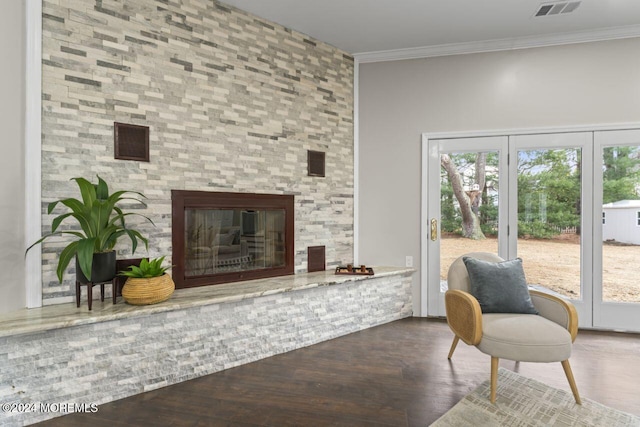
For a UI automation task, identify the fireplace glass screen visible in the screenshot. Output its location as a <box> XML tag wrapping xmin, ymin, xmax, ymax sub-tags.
<box><xmin>185</xmin><ymin>208</ymin><xmax>286</xmax><ymax>277</ymax></box>
<box><xmin>172</xmin><ymin>190</ymin><xmax>294</xmax><ymax>288</ymax></box>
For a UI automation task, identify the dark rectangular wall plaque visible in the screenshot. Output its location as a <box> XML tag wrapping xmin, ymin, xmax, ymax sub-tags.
<box><xmin>307</xmin><ymin>150</ymin><xmax>325</xmax><ymax>177</ymax></box>
<box><xmin>114</xmin><ymin>122</ymin><xmax>150</xmax><ymax>162</ymax></box>
<box><xmin>307</xmin><ymin>246</ymin><xmax>326</xmax><ymax>272</ymax></box>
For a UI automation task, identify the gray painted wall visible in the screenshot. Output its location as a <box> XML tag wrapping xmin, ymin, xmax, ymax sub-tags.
<box><xmin>358</xmin><ymin>38</ymin><xmax>640</xmax><ymax>316</ymax></box>
<box><xmin>0</xmin><ymin>2</ymin><xmax>26</xmax><ymax>314</ymax></box>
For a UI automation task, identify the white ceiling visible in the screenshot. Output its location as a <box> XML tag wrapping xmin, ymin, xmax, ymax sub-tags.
<box><xmin>221</xmin><ymin>0</ymin><xmax>640</xmax><ymax>59</ymax></box>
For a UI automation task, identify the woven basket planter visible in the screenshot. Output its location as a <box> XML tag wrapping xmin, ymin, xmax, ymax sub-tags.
<box><xmin>122</xmin><ymin>274</ymin><xmax>175</xmax><ymax>305</ymax></box>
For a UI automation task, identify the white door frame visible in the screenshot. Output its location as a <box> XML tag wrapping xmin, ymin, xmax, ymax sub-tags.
<box><xmin>25</xmin><ymin>0</ymin><xmax>43</xmax><ymax>308</ymax></box>
<box><xmin>421</xmin><ymin>123</ymin><xmax>640</xmax><ymax>330</ymax></box>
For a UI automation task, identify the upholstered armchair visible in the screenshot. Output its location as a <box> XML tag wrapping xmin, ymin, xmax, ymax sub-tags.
<box><xmin>445</xmin><ymin>252</ymin><xmax>581</xmax><ymax>404</ymax></box>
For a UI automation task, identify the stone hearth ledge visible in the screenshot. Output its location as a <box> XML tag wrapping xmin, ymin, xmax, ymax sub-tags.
<box><xmin>0</xmin><ymin>266</ymin><xmax>414</xmax><ymax>338</ymax></box>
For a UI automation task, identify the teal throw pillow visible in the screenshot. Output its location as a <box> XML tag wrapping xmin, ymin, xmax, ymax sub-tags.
<box><xmin>462</xmin><ymin>257</ymin><xmax>539</xmax><ymax>315</ymax></box>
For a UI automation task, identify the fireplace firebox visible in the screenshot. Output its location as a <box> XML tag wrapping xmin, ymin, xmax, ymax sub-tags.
<box><xmin>171</xmin><ymin>190</ymin><xmax>294</xmax><ymax>288</ymax></box>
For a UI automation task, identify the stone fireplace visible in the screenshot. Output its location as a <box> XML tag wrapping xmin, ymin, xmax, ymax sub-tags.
<box><xmin>38</xmin><ymin>0</ymin><xmax>354</xmax><ymax>305</ymax></box>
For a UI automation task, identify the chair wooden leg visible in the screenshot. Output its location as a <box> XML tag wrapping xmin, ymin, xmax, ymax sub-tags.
<box><xmin>490</xmin><ymin>357</ymin><xmax>499</xmax><ymax>403</ymax></box>
<box><xmin>561</xmin><ymin>359</ymin><xmax>581</xmax><ymax>405</ymax></box>
<box><xmin>447</xmin><ymin>336</ymin><xmax>460</xmax><ymax>359</ymax></box>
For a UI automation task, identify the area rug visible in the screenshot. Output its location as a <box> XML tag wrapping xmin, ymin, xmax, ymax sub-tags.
<box><xmin>431</xmin><ymin>368</ymin><xmax>640</xmax><ymax>426</ymax></box>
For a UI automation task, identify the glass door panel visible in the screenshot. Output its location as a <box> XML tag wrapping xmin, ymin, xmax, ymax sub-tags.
<box><xmin>601</xmin><ymin>145</ymin><xmax>640</xmax><ymax>304</ymax></box>
<box><xmin>594</xmin><ymin>130</ymin><xmax>640</xmax><ymax>332</ymax></box>
<box><xmin>516</xmin><ymin>148</ymin><xmax>582</xmax><ymax>300</ymax></box>
<box><xmin>424</xmin><ymin>136</ymin><xmax>508</xmax><ymax>317</ymax></box>
<box><xmin>510</xmin><ymin>133</ymin><xmax>592</xmax><ymax>328</ymax></box>
<box><xmin>440</xmin><ymin>151</ymin><xmax>500</xmax><ymax>293</ymax></box>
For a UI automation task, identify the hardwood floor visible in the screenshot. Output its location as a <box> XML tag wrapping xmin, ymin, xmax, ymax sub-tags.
<box><xmin>35</xmin><ymin>318</ymin><xmax>640</xmax><ymax>426</ymax></box>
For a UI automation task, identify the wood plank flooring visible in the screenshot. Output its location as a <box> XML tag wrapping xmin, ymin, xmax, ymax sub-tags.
<box><xmin>35</xmin><ymin>318</ymin><xmax>640</xmax><ymax>426</ymax></box>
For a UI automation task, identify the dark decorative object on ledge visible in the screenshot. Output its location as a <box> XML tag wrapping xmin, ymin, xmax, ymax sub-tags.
<box><xmin>335</xmin><ymin>265</ymin><xmax>375</xmax><ymax>276</ymax></box>
<box><xmin>307</xmin><ymin>246</ymin><xmax>326</xmax><ymax>272</ymax></box>
<box><xmin>114</xmin><ymin>122</ymin><xmax>150</xmax><ymax>162</ymax></box>
<box><xmin>307</xmin><ymin>150</ymin><xmax>325</xmax><ymax>177</ymax></box>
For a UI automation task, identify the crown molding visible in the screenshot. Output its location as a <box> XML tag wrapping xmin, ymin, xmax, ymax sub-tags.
<box><xmin>354</xmin><ymin>25</ymin><xmax>640</xmax><ymax>63</ymax></box>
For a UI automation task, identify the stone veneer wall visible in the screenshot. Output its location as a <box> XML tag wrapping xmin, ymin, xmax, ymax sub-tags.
<box><xmin>40</xmin><ymin>0</ymin><xmax>354</xmax><ymax>304</ymax></box>
<box><xmin>1</xmin><ymin>273</ymin><xmax>412</xmax><ymax>426</ymax></box>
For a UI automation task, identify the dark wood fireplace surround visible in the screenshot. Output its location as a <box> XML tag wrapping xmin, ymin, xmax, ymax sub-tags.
<box><xmin>171</xmin><ymin>190</ymin><xmax>295</xmax><ymax>289</ymax></box>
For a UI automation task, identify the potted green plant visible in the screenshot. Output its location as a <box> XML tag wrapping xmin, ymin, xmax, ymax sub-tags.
<box><xmin>120</xmin><ymin>256</ymin><xmax>175</xmax><ymax>305</ymax></box>
<box><xmin>27</xmin><ymin>175</ymin><xmax>153</xmax><ymax>284</ymax></box>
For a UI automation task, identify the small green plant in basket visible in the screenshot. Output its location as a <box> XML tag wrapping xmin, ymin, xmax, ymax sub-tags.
<box><xmin>120</xmin><ymin>256</ymin><xmax>171</xmax><ymax>278</ymax></box>
<box><xmin>120</xmin><ymin>256</ymin><xmax>175</xmax><ymax>305</ymax></box>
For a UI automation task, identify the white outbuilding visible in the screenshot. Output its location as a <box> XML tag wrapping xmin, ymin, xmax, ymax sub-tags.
<box><xmin>602</xmin><ymin>200</ymin><xmax>640</xmax><ymax>245</ymax></box>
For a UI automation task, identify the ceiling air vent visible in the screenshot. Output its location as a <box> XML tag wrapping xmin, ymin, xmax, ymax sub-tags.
<box><xmin>561</xmin><ymin>1</ymin><xmax>581</xmax><ymax>13</ymax></box>
<box><xmin>535</xmin><ymin>1</ymin><xmax>580</xmax><ymax>17</ymax></box>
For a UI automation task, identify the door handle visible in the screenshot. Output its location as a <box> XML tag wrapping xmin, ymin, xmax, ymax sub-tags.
<box><xmin>430</xmin><ymin>218</ymin><xmax>438</xmax><ymax>241</ymax></box>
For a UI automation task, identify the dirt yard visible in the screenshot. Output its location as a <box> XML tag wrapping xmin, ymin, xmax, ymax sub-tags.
<box><xmin>441</xmin><ymin>234</ymin><xmax>640</xmax><ymax>303</ymax></box>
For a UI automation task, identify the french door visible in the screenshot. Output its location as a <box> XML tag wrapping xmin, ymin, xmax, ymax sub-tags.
<box><xmin>423</xmin><ymin>136</ymin><xmax>509</xmax><ymax>319</ymax></box>
<box><xmin>423</xmin><ymin>129</ymin><xmax>640</xmax><ymax>332</ymax></box>
<box><xmin>508</xmin><ymin>133</ymin><xmax>592</xmax><ymax>327</ymax></box>
<box><xmin>593</xmin><ymin>129</ymin><xmax>640</xmax><ymax>330</ymax></box>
